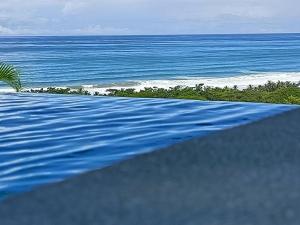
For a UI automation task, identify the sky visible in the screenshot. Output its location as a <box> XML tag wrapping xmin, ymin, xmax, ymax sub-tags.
<box><xmin>0</xmin><ymin>0</ymin><xmax>299</xmax><ymax>35</ymax></box>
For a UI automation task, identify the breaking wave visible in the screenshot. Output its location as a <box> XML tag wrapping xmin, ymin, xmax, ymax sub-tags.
<box><xmin>81</xmin><ymin>72</ymin><xmax>300</xmax><ymax>94</ymax></box>
<box><xmin>1</xmin><ymin>72</ymin><xmax>299</xmax><ymax>94</ymax></box>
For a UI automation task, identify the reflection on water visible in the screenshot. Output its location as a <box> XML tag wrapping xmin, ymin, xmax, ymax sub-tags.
<box><xmin>0</xmin><ymin>93</ymin><xmax>295</xmax><ymax>199</ymax></box>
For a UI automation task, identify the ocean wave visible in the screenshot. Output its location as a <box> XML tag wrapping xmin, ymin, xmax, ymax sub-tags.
<box><xmin>0</xmin><ymin>87</ymin><xmax>15</xmax><ymax>93</ymax></box>
<box><xmin>1</xmin><ymin>72</ymin><xmax>299</xmax><ymax>94</ymax></box>
<box><xmin>81</xmin><ymin>72</ymin><xmax>300</xmax><ymax>94</ymax></box>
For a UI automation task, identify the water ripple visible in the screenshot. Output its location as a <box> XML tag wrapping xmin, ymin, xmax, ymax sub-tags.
<box><xmin>0</xmin><ymin>93</ymin><xmax>296</xmax><ymax>199</ymax></box>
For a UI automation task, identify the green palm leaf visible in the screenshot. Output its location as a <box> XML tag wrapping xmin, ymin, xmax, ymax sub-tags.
<box><xmin>0</xmin><ymin>62</ymin><xmax>22</xmax><ymax>92</ymax></box>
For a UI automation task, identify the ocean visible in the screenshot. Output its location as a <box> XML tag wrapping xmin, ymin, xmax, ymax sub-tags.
<box><xmin>0</xmin><ymin>33</ymin><xmax>300</xmax><ymax>92</ymax></box>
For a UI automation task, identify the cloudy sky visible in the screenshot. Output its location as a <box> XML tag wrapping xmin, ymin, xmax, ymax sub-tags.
<box><xmin>0</xmin><ymin>0</ymin><xmax>299</xmax><ymax>35</ymax></box>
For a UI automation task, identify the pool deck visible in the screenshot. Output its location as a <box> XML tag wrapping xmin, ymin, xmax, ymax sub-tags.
<box><xmin>0</xmin><ymin>107</ymin><xmax>299</xmax><ymax>225</ymax></box>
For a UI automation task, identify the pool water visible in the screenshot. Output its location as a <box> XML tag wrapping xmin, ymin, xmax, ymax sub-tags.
<box><xmin>0</xmin><ymin>93</ymin><xmax>296</xmax><ymax>199</ymax></box>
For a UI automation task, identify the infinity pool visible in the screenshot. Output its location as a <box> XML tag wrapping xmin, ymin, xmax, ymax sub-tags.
<box><xmin>0</xmin><ymin>93</ymin><xmax>296</xmax><ymax>199</ymax></box>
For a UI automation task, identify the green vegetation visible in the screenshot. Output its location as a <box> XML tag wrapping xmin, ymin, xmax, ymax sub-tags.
<box><xmin>27</xmin><ymin>81</ymin><xmax>300</xmax><ymax>104</ymax></box>
<box><xmin>107</xmin><ymin>81</ymin><xmax>300</xmax><ymax>104</ymax></box>
<box><xmin>0</xmin><ymin>62</ymin><xmax>22</xmax><ymax>92</ymax></box>
<box><xmin>28</xmin><ymin>87</ymin><xmax>91</xmax><ymax>95</ymax></box>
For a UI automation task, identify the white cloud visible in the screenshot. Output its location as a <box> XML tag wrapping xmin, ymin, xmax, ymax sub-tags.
<box><xmin>71</xmin><ymin>25</ymin><xmax>131</xmax><ymax>35</ymax></box>
<box><xmin>0</xmin><ymin>25</ymin><xmax>15</xmax><ymax>35</ymax></box>
<box><xmin>62</xmin><ymin>1</ymin><xmax>88</xmax><ymax>15</ymax></box>
<box><xmin>0</xmin><ymin>0</ymin><xmax>299</xmax><ymax>35</ymax></box>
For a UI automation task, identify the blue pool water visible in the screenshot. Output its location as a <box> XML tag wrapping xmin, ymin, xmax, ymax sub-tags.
<box><xmin>0</xmin><ymin>34</ymin><xmax>300</xmax><ymax>92</ymax></box>
<box><xmin>0</xmin><ymin>93</ymin><xmax>296</xmax><ymax>199</ymax></box>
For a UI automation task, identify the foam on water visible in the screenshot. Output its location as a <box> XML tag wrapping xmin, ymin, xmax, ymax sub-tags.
<box><xmin>81</xmin><ymin>72</ymin><xmax>300</xmax><ymax>94</ymax></box>
<box><xmin>2</xmin><ymin>72</ymin><xmax>298</xmax><ymax>95</ymax></box>
<box><xmin>0</xmin><ymin>88</ymin><xmax>15</xmax><ymax>93</ymax></box>
<box><xmin>0</xmin><ymin>93</ymin><xmax>296</xmax><ymax>199</ymax></box>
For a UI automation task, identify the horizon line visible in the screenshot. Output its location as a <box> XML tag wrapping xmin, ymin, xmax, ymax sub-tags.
<box><xmin>0</xmin><ymin>32</ymin><xmax>300</xmax><ymax>38</ymax></box>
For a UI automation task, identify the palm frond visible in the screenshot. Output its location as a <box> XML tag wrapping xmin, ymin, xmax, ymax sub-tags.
<box><xmin>0</xmin><ymin>62</ymin><xmax>22</xmax><ymax>92</ymax></box>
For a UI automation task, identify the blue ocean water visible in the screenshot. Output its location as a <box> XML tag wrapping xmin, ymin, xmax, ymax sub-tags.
<box><xmin>0</xmin><ymin>34</ymin><xmax>300</xmax><ymax>91</ymax></box>
<box><xmin>0</xmin><ymin>93</ymin><xmax>296</xmax><ymax>199</ymax></box>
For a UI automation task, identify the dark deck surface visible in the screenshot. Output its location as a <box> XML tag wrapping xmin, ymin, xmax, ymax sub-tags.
<box><xmin>0</xmin><ymin>108</ymin><xmax>299</xmax><ymax>225</ymax></box>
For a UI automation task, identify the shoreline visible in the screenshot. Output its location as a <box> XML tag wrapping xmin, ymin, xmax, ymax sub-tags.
<box><xmin>2</xmin><ymin>71</ymin><xmax>300</xmax><ymax>94</ymax></box>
